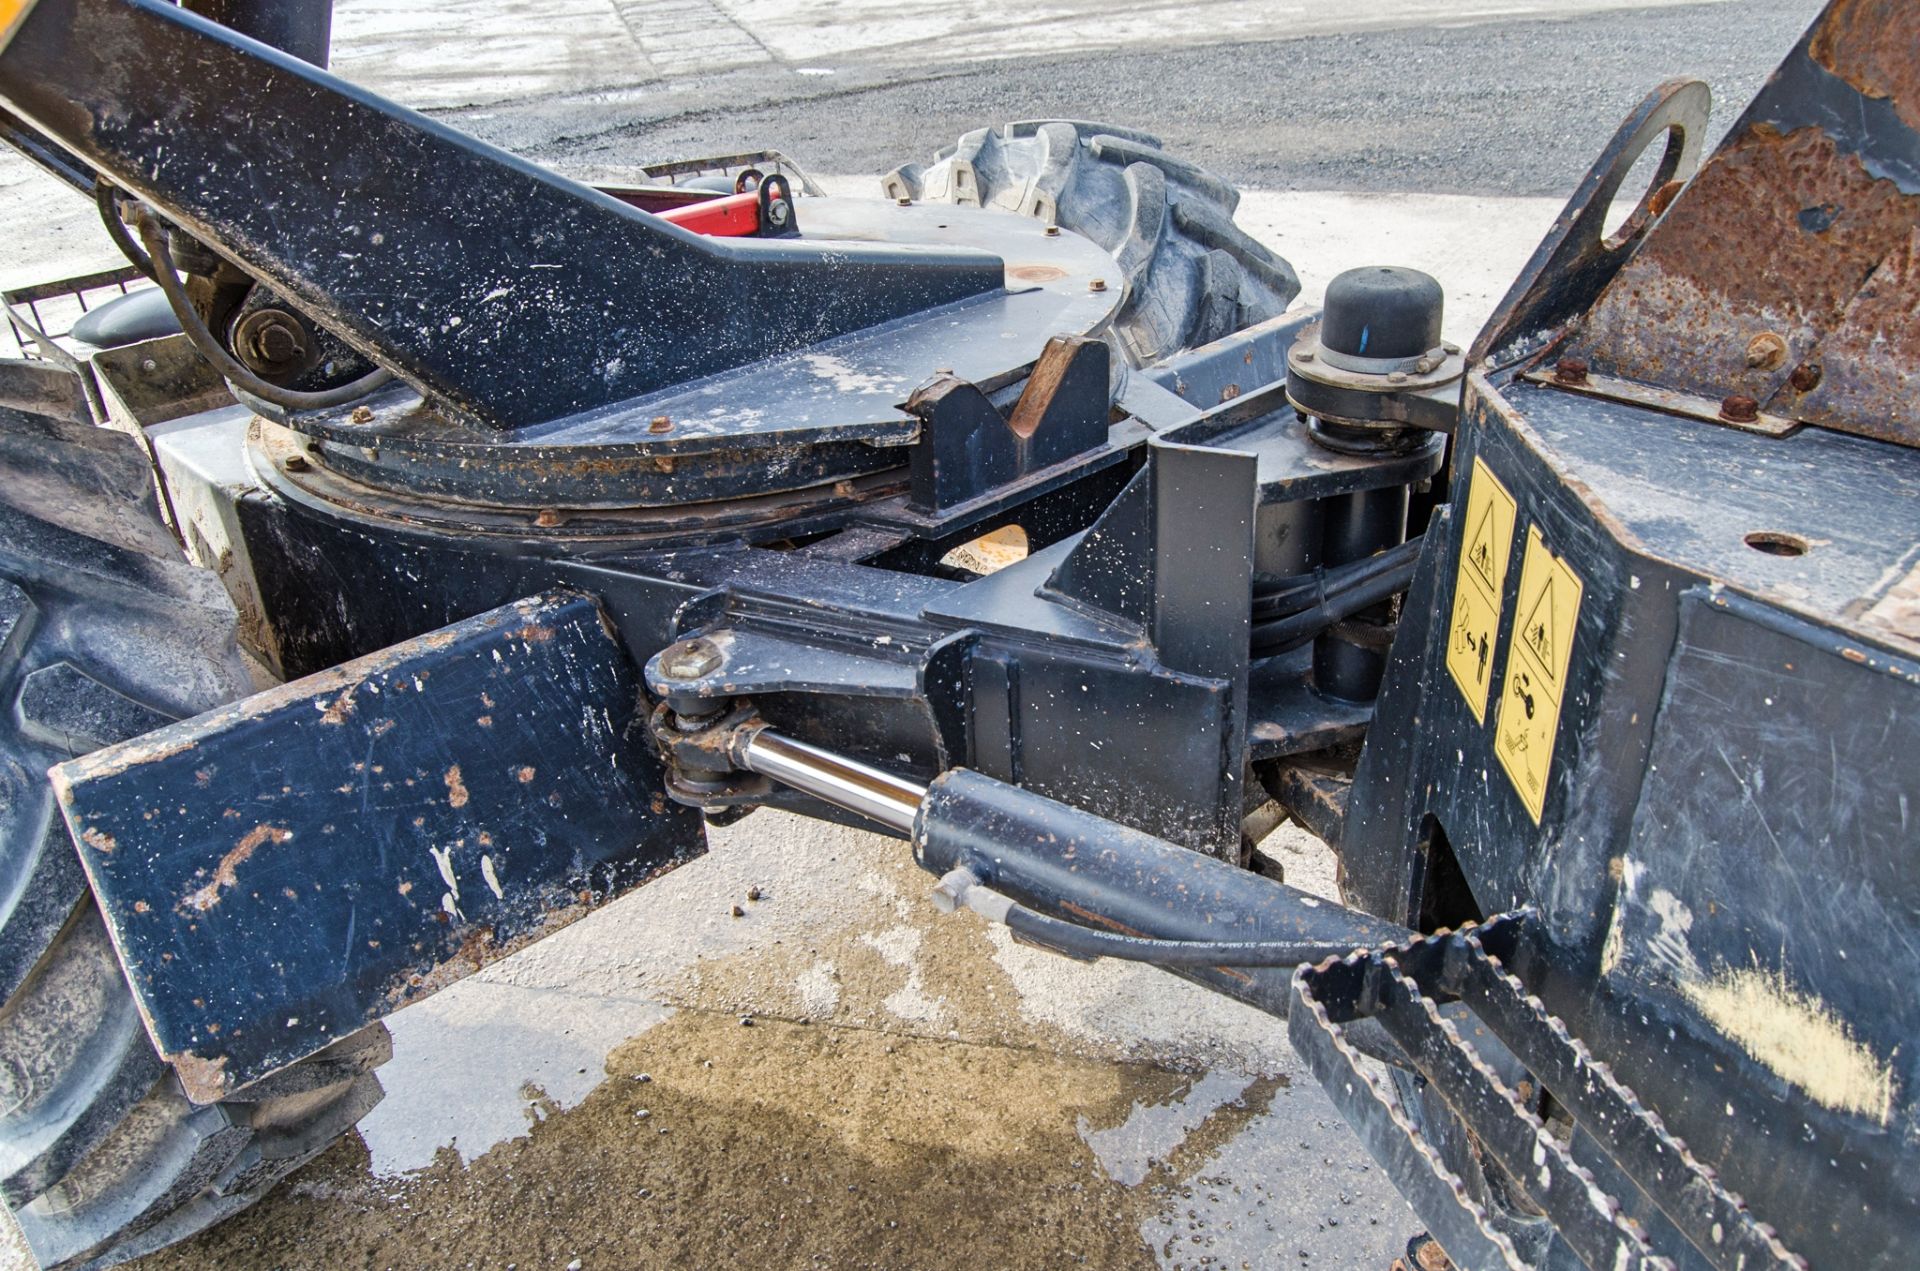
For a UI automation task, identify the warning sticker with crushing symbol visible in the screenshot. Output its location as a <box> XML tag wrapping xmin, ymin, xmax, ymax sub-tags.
<box><xmin>1445</xmin><ymin>457</ymin><xmax>1518</xmax><ymax>723</ymax></box>
<box><xmin>1493</xmin><ymin>525</ymin><xmax>1584</xmax><ymax>823</ymax></box>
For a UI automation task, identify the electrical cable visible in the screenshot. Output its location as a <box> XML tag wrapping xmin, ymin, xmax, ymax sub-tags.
<box><xmin>135</xmin><ymin>211</ymin><xmax>394</xmax><ymax>412</ymax></box>
<box><xmin>93</xmin><ymin>179</ymin><xmax>154</xmax><ymax>281</ymax></box>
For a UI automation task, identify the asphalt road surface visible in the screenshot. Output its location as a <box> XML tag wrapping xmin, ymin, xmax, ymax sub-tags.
<box><xmin>429</xmin><ymin>0</ymin><xmax>1823</xmax><ymax>195</ymax></box>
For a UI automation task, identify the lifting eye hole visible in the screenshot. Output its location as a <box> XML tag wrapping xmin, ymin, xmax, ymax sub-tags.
<box><xmin>1744</xmin><ymin>530</ymin><xmax>1809</xmax><ymax>557</ymax></box>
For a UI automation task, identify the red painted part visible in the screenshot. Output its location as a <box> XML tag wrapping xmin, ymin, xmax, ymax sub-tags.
<box><xmin>656</xmin><ymin>191</ymin><xmax>762</xmax><ymax>237</ymax></box>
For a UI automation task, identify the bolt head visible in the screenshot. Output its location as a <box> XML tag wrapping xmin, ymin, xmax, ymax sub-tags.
<box><xmin>1788</xmin><ymin>361</ymin><xmax>1823</xmax><ymax>393</ymax></box>
<box><xmin>1744</xmin><ymin>331</ymin><xmax>1788</xmax><ymax>371</ymax></box>
<box><xmin>1089</xmin><ymin>278</ymin><xmax>1107</xmax><ymax>292</ymax></box>
<box><xmin>1387</xmin><ymin>370</ymin><xmax>1408</xmax><ymax>383</ymax></box>
<box><xmin>349</xmin><ymin>405</ymin><xmax>376</xmax><ymax>425</ymax></box>
<box><xmin>1719</xmin><ymin>393</ymin><xmax>1761</xmax><ymax>423</ymax></box>
<box><xmin>896</xmin><ymin>196</ymin><xmax>913</xmax><ymax>207</ymax></box>
<box><xmin>139</xmin><ymin>357</ymin><xmax>159</xmax><ymax>373</ymax></box>
<box><xmin>660</xmin><ymin>638</ymin><xmax>722</xmax><ymax>680</ymax></box>
<box><xmin>1552</xmin><ymin>356</ymin><xmax>1589</xmax><ymax>386</ymax></box>
<box><xmin>1043</xmin><ymin>224</ymin><xmax>1061</xmax><ymax>237</ymax></box>
<box><xmin>649</xmin><ymin>415</ymin><xmax>673</xmax><ymax>433</ymax></box>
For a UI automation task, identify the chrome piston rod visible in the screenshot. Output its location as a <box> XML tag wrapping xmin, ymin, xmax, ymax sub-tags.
<box><xmin>736</xmin><ymin>727</ymin><xmax>926</xmax><ymax>834</ymax></box>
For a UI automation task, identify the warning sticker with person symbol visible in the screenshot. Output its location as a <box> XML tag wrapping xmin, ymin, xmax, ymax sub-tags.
<box><xmin>1494</xmin><ymin>525</ymin><xmax>1584</xmax><ymax>823</ymax></box>
<box><xmin>1445</xmin><ymin>457</ymin><xmax>1518</xmax><ymax>722</ymax></box>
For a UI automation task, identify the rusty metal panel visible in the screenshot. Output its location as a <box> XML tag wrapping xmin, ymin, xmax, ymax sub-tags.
<box><xmin>52</xmin><ymin>591</ymin><xmax>703</xmax><ymax>1102</ymax></box>
<box><xmin>1566</xmin><ymin>0</ymin><xmax>1920</xmax><ymax>448</ymax></box>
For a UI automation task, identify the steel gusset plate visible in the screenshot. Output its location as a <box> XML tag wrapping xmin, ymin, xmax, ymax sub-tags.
<box><xmin>1289</xmin><ymin>914</ymin><xmax>1805</xmax><ymax>1271</ymax></box>
<box><xmin>1558</xmin><ymin>0</ymin><xmax>1920</xmax><ymax>448</ymax></box>
<box><xmin>52</xmin><ymin>592</ymin><xmax>703</xmax><ymax>1102</ymax></box>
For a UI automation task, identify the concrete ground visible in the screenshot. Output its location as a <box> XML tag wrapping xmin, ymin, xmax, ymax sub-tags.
<box><xmin>0</xmin><ymin>0</ymin><xmax>1822</xmax><ymax>1267</ymax></box>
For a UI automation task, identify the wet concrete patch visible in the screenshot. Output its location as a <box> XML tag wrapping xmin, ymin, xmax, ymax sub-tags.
<box><xmin>137</xmin><ymin>1011</ymin><xmax>1195</xmax><ymax>1269</ymax></box>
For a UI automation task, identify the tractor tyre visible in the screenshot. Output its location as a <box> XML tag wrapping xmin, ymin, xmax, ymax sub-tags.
<box><xmin>884</xmin><ymin>121</ymin><xmax>1300</xmax><ymax>366</ymax></box>
<box><xmin>0</xmin><ymin>408</ymin><xmax>389</xmax><ymax>1270</ymax></box>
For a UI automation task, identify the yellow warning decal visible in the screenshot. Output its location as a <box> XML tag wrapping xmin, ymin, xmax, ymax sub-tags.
<box><xmin>1494</xmin><ymin>526</ymin><xmax>1584</xmax><ymax>823</ymax></box>
<box><xmin>1445</xmin><ymin>457</ymin><xmax>1518</xmax><ymax>722</ymax></box>
<box><xmin>0</xmin><ymin>0</ymin><xmax>37</xmax><ymax>54</ymax></box>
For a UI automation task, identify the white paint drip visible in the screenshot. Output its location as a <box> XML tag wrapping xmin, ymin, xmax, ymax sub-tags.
<box><xmin>481</xmin><ymin>854</ymin><xmax>505</xmax><ymax>900</ymax></box>
<box><xmin>801</xmin><ymin>352</ymin><xmax>896</xmax><ymax>394</ymax></box>
<box><xmin>429</xmin><ymin>844</ymin><xmax>460</xmax><ymax>900</ymax></box>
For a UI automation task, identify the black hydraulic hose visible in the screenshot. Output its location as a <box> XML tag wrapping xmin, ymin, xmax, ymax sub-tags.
<box><xmin>135</xmin><ymin>213</ymin><xmax>395</xmax><ymax>412</ymax></box>
<box><xmin>1251</xmin><ymin>536</ymin><xmax>1422</xmax><ymax>621</ymax></box>
<box><xmin>1004</xmin><ymin>903</ymin><xmax>1359</xmax><ymax>968</ymax></box>
<box><xmin>1251</xmin><ymin>552</ymin><xmax>1419</xmax><ymax>655</ymax></box>
<box><xmin>93</xmin><ymin>180</ymin><xmax>154</xmax><ymax>281</ymax></box>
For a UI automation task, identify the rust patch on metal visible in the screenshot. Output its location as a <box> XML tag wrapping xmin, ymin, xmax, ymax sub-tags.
<box><xmin>1786</xmin><ymin>222</ymin><xmax>1920</xmax><ymax>443</ymax></box>
<box><xmin>318</xmin><ymin>682</ymin><xmax>359</xmax><ymax>724</ymax></box>
<box><xmin>1572</xmin><ymin>123</ymin><xmax>1920</xmax><ymax>443</ymax></box>
<box><xmin>444</xmin><ymin>765</ymin><xmax>470</xmax><ymax>808</ymax></box>
<box><xmin>1008</xmin><ymin>264</ymin><xmax>1068</xmax><ymax>283</ymax></box>
<box><xmin>180</xmin><ymin>824</ymin><xmax>291</xmax><ymax>914</ymax></box>
<box><xmin>1807</xmin><ymin>0</ymin><xmax>1920</xmax><ymax>138</ymax></box>
<box><xmin>80</xmin><ymin>826</ymin><xmax>115</xmax><ymax>854</ymax></box>
<box><xmin>169</xmin><ymin>1049</ymin><xmax>232</xmax><ymax>1104</ymax></box>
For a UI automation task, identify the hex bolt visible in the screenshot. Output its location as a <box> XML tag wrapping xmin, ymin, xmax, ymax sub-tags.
<box><xmin>660</xmin><ymin>637</ymin><xmax>722</xmax><ymax>680</ymax></box>
<box><xmin>1788</xmin><ymin>361</ymin><xmax>1823</xmax><ymax>393</ymax></box>
<box><xmin>1089</xmin><ymin>278</ymin><xmax>1107</xmax><ymax>292</ymax></box>
<box><xmin>649</xmin><ymin>415</ymin><xmax>673</xmax><ymax>433</ymax></box>
<box><xmin>139</xmin><ymin>357</ymin><xmax>158</xmax><ymax>373</ymax></box>
<box><xmin>896</xmin><ymin>196</ymin><xmax>913</xmax><ymax>207</ymax></box>
<box><xmin>1387</xmin><ymin>370</ymin><xmax>1408</xmax><ymax>383</ymax></box>
<box><xmin>1745</xmin><ymin>331</ymin><xmax>1788</xmax><ymax>371</ymax></box>
<box><xmin>283</xmin><ymin>454</ymin><xmax>310</xmax><ymax>473</ymax></box>
<box><xmin>1719</xmin><ymin>394</ymin><xmax>1761</xmax><ymax>423</ymax></box>
<box><xmin>1043</xmin><ymin>224</ymin><xmax>1061</xmax><ymax>237</ymax></box>
<box><xmin>350</xmin><ymin>405</ymin><xmax>375</xmax><ymax>424</ymax></box>
<box><xmin>1552</xmin><ymin>356</ymin><xmax>1589</xmax><ymax>385</ymax></box>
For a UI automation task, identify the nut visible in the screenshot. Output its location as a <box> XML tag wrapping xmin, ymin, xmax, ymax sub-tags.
<box><xmin>283</xmin><ymin>454</ymin><xmax>310</xmax><ymax>473</ymax></box>
<box><xmin>1719</xmin><ymin>393</ymin><xmax>1760</xmax><ymax>423</ymax></box>
<box><xmin>1552</xmin><ymin>356</ymin><xmax>1589</xmax><ymax>385</ymax></box>
<box><xmin>350</xmin><ymin>405</ymin><xmax>375</xmax><ymax>424</ymax></box>
<box><xmin>1788</xmin><ymin>361</ymin><xmax>1823</xmax><ymax>393</ymax></box>
<box><xmin>649</xmin><ymin>415</ymin><xmax>673</xmax><ymax>433</ymax></box>
<box><xmin>1744</xmin><ymin>331</ymin><xmax>1788</xmax><ymax>371</ymax></box>
<box><xmin>1089</xmin><ymin>278</ymin><xmax>1107</xmax><ymax>292</ymax></box>
<box><xmin>660</xmin><ymin>638</ymin><xmax>722</xmax><ymax>681</ymax></box>
<box><xmin>896</xmin><ymin>196</ymin><xmax>913</xmax><ymax>207</ymax></box>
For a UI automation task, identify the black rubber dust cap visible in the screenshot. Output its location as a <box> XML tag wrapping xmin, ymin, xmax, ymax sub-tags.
<box><xmin>1321</xmin><ymin>266</ymin><xmax>1443</xmax><ymax>361</ymax></box>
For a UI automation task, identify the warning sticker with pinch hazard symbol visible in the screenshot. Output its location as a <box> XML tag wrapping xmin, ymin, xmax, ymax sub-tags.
<box><xmin>1494</xmin><ymin>525</ymin><xmax>1584</xmax><ymax>823</ymax></box>
<box><xmin>1445</xmin><ymin>457</ymin><xmax>1517</xmax><ymax>723</ymax></box>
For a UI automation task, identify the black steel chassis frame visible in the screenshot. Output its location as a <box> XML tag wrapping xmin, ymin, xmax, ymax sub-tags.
<box><xmin>0</xmin><ymin>0</ymin><xmax>1915</xmax><ymax>1268</ymax></box>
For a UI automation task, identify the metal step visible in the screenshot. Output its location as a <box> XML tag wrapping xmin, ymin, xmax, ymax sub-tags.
<box><xmin>1289</xmin><ymin>913</ymin><xmax>1805</xmax><ymax>1271</ymax></box>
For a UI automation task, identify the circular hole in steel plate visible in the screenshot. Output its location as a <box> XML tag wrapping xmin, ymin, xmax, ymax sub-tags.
<box><xmin>1744</xmin><ymin>530</ymin><xmax>1810</xmax><ymax>557</ymax></box>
